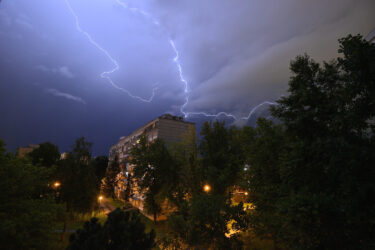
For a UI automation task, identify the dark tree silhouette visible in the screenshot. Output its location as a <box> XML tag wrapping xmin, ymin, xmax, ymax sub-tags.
<box><xmin>68</xmin><ymin>208</ymin><xmax>155</xmax><ymax>250</ymax></box>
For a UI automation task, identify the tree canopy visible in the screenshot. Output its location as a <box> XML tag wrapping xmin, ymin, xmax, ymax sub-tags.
<box><xmin>245</xmin><ymin>34</ymin><xmax>375</xmax><ymax>249</ymax></box>
<box><xmin>28</xmin><ymin>142</ymin><xmax>60</xmax><ymax>167</ymax></box>
<box><xmin>57</xmin><ymin>137</ymin><xmax>99</xmax><ymax>241</ymax></box>
<box><xmin>0</xmin><ymin>140</ymin><xmax>63</xmax><ymax>249</ymax></box>
<box><xmin>68</xmin><ymin>208</ymin><xmax>155</xmax><ymax>250</ymax></box>
<box><xmin>131</xmin><ymin>137</ymin><xmax>175</xmax><ymax>222</ymax></box>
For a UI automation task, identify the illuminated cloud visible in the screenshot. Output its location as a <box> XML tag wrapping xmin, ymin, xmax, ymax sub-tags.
<box><xmin>45</xmin><ymin>88</ymin><xmax>86</xmax><ymax>105</ymax></box>
<box><xmin>0</xmin><ymin>0</ymin><xmax>374</xmax><ymax>154</ymax></box>
<box><xmin>36</xmin><ymin>65</ymin><xmax>75</xmax><ymax>79</ymax></box>
<box><xmin>56</xmin><ymin>66</ymin><xmax>75</xmax><ymax>79</ymax></box>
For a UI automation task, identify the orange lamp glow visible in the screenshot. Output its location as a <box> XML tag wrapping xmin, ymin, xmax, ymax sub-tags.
<box><xmin>203</xmin><ymin>184</ymin><xmax>211</xmax><ymax>193</ymax></box>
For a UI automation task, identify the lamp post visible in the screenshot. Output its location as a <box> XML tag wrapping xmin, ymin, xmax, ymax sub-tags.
<box><xmin>203</xmin><ymin>184</ymin><xmax>211</xmax><ymax>193</ymax></box>
<box><xmin>98</xmin><ymin>195</ymin><xmax>103</xmax><ymax>203</ymax></box>
<box><xmin>53</xmin><ymin>181</ymin><xmax>61</xmax><ymax>201</ymax></box>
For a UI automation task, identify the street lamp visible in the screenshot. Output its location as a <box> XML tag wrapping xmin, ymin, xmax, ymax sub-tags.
<box><xmin>203</xmin><ymin>184</ymin><xmax>211</xmax><ymax>193</ymax></box>
<box><xmin>54</xmin><ymin>181</ymin><xmax>61</xmax><ymax>188</ymax></box>
<box><xmin>98</xmin><ymin>195</ymin><xmax>103</xmax><ymax>202</ymax></box>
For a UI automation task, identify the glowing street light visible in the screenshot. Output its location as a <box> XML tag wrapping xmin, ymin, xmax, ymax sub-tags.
<box><xmin>203</xmin><ymin>184</ymin><xmax>211</xmax><ymax>193</ymax></box>
<box><xmin>54</xmin><ymin>181</ymin><xmax>61</xmax><ymax>188</ymax></box>
<box><xmin>98</xmin><ymin>195</ymin><xmax>103</xmax><ymax>202</ymax></box>
<box><xmin>244</xmin><ymin>192</ymin><xmax>248</xmax><ymax>196</ymax></box>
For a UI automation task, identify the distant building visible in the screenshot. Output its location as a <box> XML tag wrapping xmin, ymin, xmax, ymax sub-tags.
<box><xmin>60</xmin><ymin>152</ymin><xmax>69</xmax><ymax>160</ymax></box>
<box><xmin>366</xmin><ymin>29</ymin><xmax>375</xmax><ymax>43</ymax></box>
<box><xmin>108</xmin><ymin>114</ymin><xmax>195</xmax><ymax>220</ymax></box>
<box><xmin>367</xmin><ymin>29</ymin><xmax>375</xmax><ymax>129</ymax></box>
<box><xmin>17</xmin><ymin>144</ymin><xmax>39</xmax><ymax>158</ymax></box>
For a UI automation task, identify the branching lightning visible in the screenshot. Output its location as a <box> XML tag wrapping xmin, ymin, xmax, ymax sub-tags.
<box><xmin>114</xmin><ymin>0</ymin><xmax>278</xmax><ymax>122</ymax></box>
<box><xmin>65</xmin><ymin>0</ymin><xmax>277</xmax><ymax>123</ymax></box>
<box><xmin>64</xmin><ymin>0</ymin><xmax>156</xmax><ymax>103</ymax></box>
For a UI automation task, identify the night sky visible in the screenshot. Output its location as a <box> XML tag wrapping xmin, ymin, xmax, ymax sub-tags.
<box><xmin>0</xmin><ymin>0</ymin><xmax>374</xmax><ymax>155</ymax></box>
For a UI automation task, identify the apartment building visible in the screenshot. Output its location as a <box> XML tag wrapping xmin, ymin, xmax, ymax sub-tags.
<box><xmin>17</xmin><ymin>144</ymin><xmax>40</xmax><ymax>158</ymax></box>
<box><xmin>108</xmin><ymin>114</ymin><xmax>195</xmax><ymax>220</ymax></box>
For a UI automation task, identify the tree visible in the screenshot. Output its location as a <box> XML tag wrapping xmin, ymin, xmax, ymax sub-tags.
<box><xmin>199</xmin><ymin>121</ymin><xmax>245</xmax><ymax>195</ymax></box>
<box><xmin>102</xmin><ymin>155</ymin><xmax>120</xmax><ymax>198</ymax></box>
<box><xmin>246</xmin><ymin>35</ymin><xmax>375</xmax><ymax>249</ymax></box>
<box><xmin>241</xmin><ymin>119</ymin><xmax>287</xmax><ymax>247</ymax></box>
<box><xmin>68</xmin><ymin>208</ymin><xmax>155</xmax><ymax>250</ymax></box>
<box><xmin>67</xmin><ymin>218</ymin><xmax>104</xmax><ymax>250</ymax></box>
<box><xmin>57</xmin><ymin>137</ymin><xmax>99</xmax><ymax>241</ymax></box>
<box><xmin>122</xmin><ymin>171</ymin><xmax>133</xmax><ymax>202</ymax></box>
<box><xmin>28</xmin><ymin>142</ymin><xmax>60</xmax><ymax>167</ymax></box>
<box><xmin>0</xmin><ymin>139</ymin><xmax>64</xmax><ymax>249</ymax></box>
<box><xmin>165</xmin><ymin>123</ymin><xmax>248</xmax><ymax>249</ymax></box>
<box><xmin>91</xmin><ymin>155</ymin><xmax>108</xmax><ymax>187</ymax></box>
<box><xmin>131</xmin><ymin>137</ymin><xmax>175</xmax><ymax>222</ymax></box>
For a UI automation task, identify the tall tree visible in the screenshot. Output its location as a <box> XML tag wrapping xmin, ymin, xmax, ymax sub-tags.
<box><xmin>57</xmin><ymin>137</ymin><xmax>99</xmax><ymax>241</ymax></box>
<box><xmin>131</xmin><ymin>137</ymin><xmax>175</xmax><ymax>222</ymax></box>
<box><xmin>28</xmin><ymin>142</ymin><xmax>60</xmax><ymax>167</ymax></box>
<box><xmin>122</xmin><ymin>171</ymin><xmax>133</xmax><ymax>202</ymax></box>
<box><xmin>246</xmin><ymin>35</ymin><xmax>375</xmax><ymax>249</ymax></box>
<box><xmin>68</xmin><ymin>208</ymin><xmax>155</xmax><ymax>250</ymax></box>
<box><xmin>0</xmin><ymin>139</ymin><xmax>63</xmax><ymax>249</ymax></box>
<box><xmin>166</xmin><ymin>123</ymin><xmax>248</xmax><ymax>249</ymax></box>
<box><xmin>102</xmin><ymin>155</ymin><xmax>120</xmax><ymax>198</ymax></box>
<box><xmin>168</xmin><ymin>126</ymin><xmax>201</xmax><ymax>209</ymax></box>
<box><xmin>91</xmin><ymin>155</ymin><xmax>108</xmax><ymax>186</ymax></box>
<box><xmin>199</xmin><ymin>121</ymin><xmax>244</xmax><ymax>195</ymax></box>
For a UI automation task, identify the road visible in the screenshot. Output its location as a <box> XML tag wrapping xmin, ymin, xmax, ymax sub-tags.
<box><xmin>99</xmin><ymin>197</ymin><xmax>115</xmax><ymax>214</ymax></box>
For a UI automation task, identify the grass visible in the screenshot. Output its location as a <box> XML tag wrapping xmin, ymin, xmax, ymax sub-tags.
<box><xmin>50</xmin><ymin>204</ymin><xmax>273</xmax><ymax>250</ymax></box>
<box><xmin>106</xmin><ymin>197</ymin><xmax>125</xmax><ymax>209</ymax></box>
<box><xmin>136</xmin><ymin>212</ymin><xmax>173</xmax><ymax>240</ymax></box>
<box><xmin>240</xmin><ymin>230</ymin><xmax>275</xmax><ymax>250</ymax></box>
<box><xmin>51</xmin><ymin>209</ymin><xmax>107</xmax><ymax>249</ymax></box>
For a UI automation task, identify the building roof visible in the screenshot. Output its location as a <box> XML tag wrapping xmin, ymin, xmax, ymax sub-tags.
<box><xmin>366</xmin><ymin>28</ymin><xmax>375</xmax><ymax>43</ymax></box>
<box><xmin>111</xmin><ymin>114</ymin><xmax>195</xmax><ymax>149</ymax></box>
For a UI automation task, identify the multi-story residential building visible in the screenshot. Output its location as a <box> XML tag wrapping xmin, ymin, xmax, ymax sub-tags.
<box><xmin>366</xmin><ymin>28</ymin><xmax>375</xmax><ymax>43</ymax></box>
<box><xmin>108</xmin><ymin>114</ymin><xmax>195</xmax><ymax>220</ymax></box>
<box><xmin>17</xmin><ymin>144</ymin><xmax>40</xmax><ymax>158</ymax></box>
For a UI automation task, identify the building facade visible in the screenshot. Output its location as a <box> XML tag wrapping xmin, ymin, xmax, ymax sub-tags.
<box><xmin>366</xmin><ymin>29</ymin><xmax>375</xmax><ymax>43</ymax></box>
<box><xmin>108</xmin><ymin>114</ymin><xmax>195</xmax><ymax>220</ymax></box>
<box><xmin>17</xmin><ymin>144</ymin><xmax>40</xmax><ymax>158</ymax></box>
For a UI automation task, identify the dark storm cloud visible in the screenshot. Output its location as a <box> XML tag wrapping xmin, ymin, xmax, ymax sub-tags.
<box><xmin>0</xmin><ymin>0</ymin><xmax>374</xmax><ymax>155</ymax></box>
<box><xmin>143</xmin><ymin>0</ymin><xmax>375</xmax><ymax>117</ymax></box>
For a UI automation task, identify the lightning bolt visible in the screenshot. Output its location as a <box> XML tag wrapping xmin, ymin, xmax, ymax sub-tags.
<box><xmin>66</xmin><ymin>0</ymin><xmax>276</xmax><ymax>122</ymax></box>
<box><xmin>115</xmin><ymin>0</ymin><xmax>278</xmax><ymax>122</ymax></box>
<box><xmin>64</xmin><ymin>0</ymin><xmax>156</xmax><ymax>103</ymax></box>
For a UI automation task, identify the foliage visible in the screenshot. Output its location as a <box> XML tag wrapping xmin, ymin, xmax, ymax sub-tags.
<box><xmin>165</xmin><ymin>122</ymin><xmax>248</xmax><ymax>249</ymax></box>
<box><xmin>57</xmin><ymin>137</ymin><xmax>99</xmax><ymax>241</ymax></box>
<box><xmin>57</xmin><ymin>137</ymin><xmax>99</xmax><ymax>215</ymax></box>
<box><xmin>0</xmin><ymin>139</ymin><xmax>64</xmax><ymax>249</ymax></box>
<box><xmin>67</xmin><ymin>217</ymin><xmax>105</xmax><ymax>250</ymax></box>
<box><xmin>91</xmin><ymin>155</ymin><xmax>108</xmax><ymax>187</ymax></box>
<box><xmin>200</xmin><ymin>121</ymin><xmax>245</xmax><ymax>195</ymax></box>
<box><xmin>169</xmin><ymin>194</ymin><xmax>247</xmax><ymax>250</ymax></box>
<box><xmin>102</xmin><ymin>155</ymin><xmax>120</xmax><ymax>198</ymax></box>
<box><xmin>68</xmin><ymin>208</ymin><xmax>155</xmax><ymax>250</ymax></box>
<box><xmin>131</xmin><ymin>137</ymin><xmax>175</xmax><ymax>222</ymax></box>
<box><xmin>122</xmin><ymin>171</ymin><xmax>133</xmax><ymax>202</ymax></box>
<box><xmin>245</xmin><ymin>35</ymin><xmax>375</xmax><ymax>249</ymax></box>
<box><xmin>28</xmin><ymin>141</ymin><xmax>60</xmax><ymax>168</ymax></box>
<box><xmin>169</xmin><ymin>126</ymin><xmax>202</xmax><ymax>202</ymax></box>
